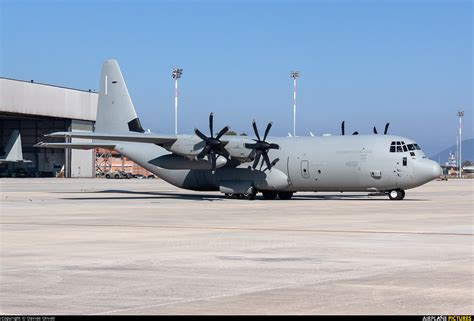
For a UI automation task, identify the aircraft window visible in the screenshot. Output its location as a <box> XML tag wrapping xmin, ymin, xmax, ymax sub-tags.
<box><xmin>414</xmin><ymin>144</ymin><xmax>421</xmax><ymax>150</ymax></box>
<box><xmin>390</xmin><ymin>146</ymin><xmax>395</xmax><ymax>152</ymax></box>
<box><xmin>396</xmin><ymin>146</ymin><xmax>403</xmax><ymax>152</ymax></box>
<box><xmin>402</xmin><ymin>145</ymin><xmax>408</xmax><ymax>152</ymax></box>
<box><xmin>401</xmin><ymin>141</ymin><xmax>405</xmax><ymax>145</ymax></box>
<box><xmin>396</xmin><ymin>141</ymin><xmax>401</xmax><ymax>145</ymax></box>
<box><xmin>391</xmin><ymin>142</ymin><xmax>395</xmax><ymax>146</ymax></box>
<box><xmin>407</xmin><ymin>144</ymin><xmax>415</xmax><ymax>151</ymax></box>
<box><xmin>410</xmin><ymin>152</ymin><xmax>415</xmax><ymax>156</ymax></box>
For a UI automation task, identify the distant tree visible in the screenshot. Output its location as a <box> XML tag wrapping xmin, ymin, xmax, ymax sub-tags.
<box><xmin>224</xmin><ymin>130</ymin><xmax>237</xmax><ymax>136</ymax></box>
<box><xmin>240</xmin><ymin>132</ymin><xmax>248</xmax><ymax>136</ymax></box>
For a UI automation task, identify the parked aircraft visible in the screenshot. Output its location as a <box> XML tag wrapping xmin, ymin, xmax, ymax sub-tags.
<box><xmin>36</xmin><ymin>60</ymin><xmax>442</xmax><ymax>200</ymax></box>
<box><xmin>0</xmin><ymin>130</ymin><xmax>31</xmax><ymax>164</ymax></box>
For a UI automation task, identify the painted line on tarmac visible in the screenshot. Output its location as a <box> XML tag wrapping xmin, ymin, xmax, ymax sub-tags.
<box><xmin>1</xmin><ymin>222</ymin><xmax>472</xmax><ymax>237</ymax></box>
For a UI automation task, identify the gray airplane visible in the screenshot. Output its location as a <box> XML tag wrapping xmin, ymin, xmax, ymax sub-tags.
<box><xmin>0</xmin><ymin>130</ymin><xmax>31</xmax><ymax>164</ymax></box>
<box><xmin>36</xmin><ymin>59</ymin><xmax>442</xmax><ymax>200</ymax></box>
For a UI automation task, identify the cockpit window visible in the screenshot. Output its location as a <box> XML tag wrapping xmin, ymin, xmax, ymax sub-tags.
<box><xmin>390</xmin><ymin>141</ymin><xmax>422</xmax><ymax>153</ymax></box>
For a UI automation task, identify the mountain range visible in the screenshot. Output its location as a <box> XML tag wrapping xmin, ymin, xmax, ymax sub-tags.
<box><xmin>431</xmin><ymin>138</ymin><xmax>473</xmax><ymax>164</ymax></box>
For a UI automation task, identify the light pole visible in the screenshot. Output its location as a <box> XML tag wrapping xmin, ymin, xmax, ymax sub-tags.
<box><xmin>172</xmin><ymin>68</ymin><xmax>183</xmax><ymax>135</ymax></box>
<box><xmin>290</xmin><ymin>71</ymin><xmax>300</xmax><ymax>137</ymax></box>
<box><xmin>457</xmin><ymin>110</ymin><xmax>464</xmax><ymax>177</ymax></box>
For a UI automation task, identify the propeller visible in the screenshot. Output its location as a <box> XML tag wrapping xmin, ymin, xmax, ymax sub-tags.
<box><xmin>194</xmin><ymin>112</ymin><xmax>230</xmax><ymax>171</ymax></box>
<box><xmin>373</xmin><ymin>122</ymin><xmax>390</xmax><ymax>135</ymax></box>
<box><xmin>245</xmin><ymin>120</ymin><xmax>280</xmax><ymax>170</ymax></box>
<box><xmin>341</xmin><ymin>121</ymin><xmax>359</xmax><ymax>135</ymax></box>
<box><xmin>384</xmin><ymin>122</ymin><xmax>390</xmax><ymax>135</ymax></box>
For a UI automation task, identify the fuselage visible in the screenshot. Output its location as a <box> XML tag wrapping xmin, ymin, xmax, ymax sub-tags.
<box><xmin>115</xmin><ymin>134</ymin><xmax>442</xmax><ymax>193</ymax></box>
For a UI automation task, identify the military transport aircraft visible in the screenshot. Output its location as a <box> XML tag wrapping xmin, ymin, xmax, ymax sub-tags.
<box><xmin>36</xmin><ymin>60</ymin><xmax>442</xmax><ymax>200</ymax></box>
<box><xmin>0</xmin><ymin>130</ymin><xmax>31</xmax><ymax>164</ymax></box>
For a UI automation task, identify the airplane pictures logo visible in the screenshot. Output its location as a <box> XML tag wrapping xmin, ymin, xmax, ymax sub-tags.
<box><xmin>423</xmin><ymin>316</ymin><xmax>472</xmax><ymax>321</ymax></box>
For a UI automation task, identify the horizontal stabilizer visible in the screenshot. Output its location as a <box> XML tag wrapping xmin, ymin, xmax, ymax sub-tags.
<box><xmin>34</xmin><ymin>142</ymin><xmax>116</xmax><ymax>150</ymax></box>
<box><xmin>45</xmin><ymin>131</ymin><xmax>177</xmax><ymax>145</ymax></box>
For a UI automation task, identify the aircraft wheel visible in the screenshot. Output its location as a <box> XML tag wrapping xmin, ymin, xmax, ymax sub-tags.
<box><xmin>262</xmin><ymin>191</ymin><xmax>277</xmax><ymax>200</ymax></box>
<box><xmin>278</xmin><ymin>192</ymin><xmax>293</xmax><ymax>200</ymax></box>
<box><xmin>225</xmin><ymin>193</ymin><xmax>239</xmax><ymax>199</ymax></box>
<box><xmin>244</xmin><ymin>187</ymin><xmax>257</xmax><ymax>200</ymax></box>
<box><xmin>388</xmin><ymin>189</ymin><xmax>405</xmax><ymax>200</ymax></box>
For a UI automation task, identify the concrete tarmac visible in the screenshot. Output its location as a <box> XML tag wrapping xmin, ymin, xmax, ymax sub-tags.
<box><xmin>0</xmin><ymin>178</ymin><xmax>473</xmax><ymax>315</ymax></box>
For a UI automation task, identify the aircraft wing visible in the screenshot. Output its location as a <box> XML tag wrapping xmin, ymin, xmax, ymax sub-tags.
<box><xmin>34</xmin><ymin>142</ymin><xmax>117</xmax><ymax>150</ymax></box>
<box><xmin>45</xmin><ymin>131</ymin><xmax>177</xmax><ymax>145</ymax></box>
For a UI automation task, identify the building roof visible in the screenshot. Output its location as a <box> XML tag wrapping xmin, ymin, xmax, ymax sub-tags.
<box><xmin>0</xmin><ymin>77</ymin><xmax>98</xmax><ymax>121</ymax></box>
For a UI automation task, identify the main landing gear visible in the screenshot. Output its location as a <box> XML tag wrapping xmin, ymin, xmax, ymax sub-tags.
<box><xmin>224</xmin><ymin>186</ymin><xmax>257</xmax><ymax>200</ymax></box>
<box><xmin>387</xmin><ymin>189</ymin><xmax>405</xmax><ymax>200</ymax></box>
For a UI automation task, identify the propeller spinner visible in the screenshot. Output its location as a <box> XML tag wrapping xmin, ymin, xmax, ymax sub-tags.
<box><xmin>194</xmin><ymin>112</ymin><xmax>230</xmax><ymax>171</ymax></box>
<box><xmin>245</xmin><ymin>120</ymin><xmax>280</xmax><ymax>170</ymax></box>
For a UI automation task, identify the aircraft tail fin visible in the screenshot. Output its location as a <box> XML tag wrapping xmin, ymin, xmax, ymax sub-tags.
<box><xmin>95</xmin><ymin>59</ymin><xmax>144</xmax><ymax>133</ymax></box>
<box><xmin>2</xmin><ymin>130</ymin><xmax>23</xmax><ymax>161</ymax></box>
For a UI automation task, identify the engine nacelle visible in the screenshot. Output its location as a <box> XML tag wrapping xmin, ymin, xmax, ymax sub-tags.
<box><xmin>164</xmin><ymin>135</ymin><xmax>203</xmax><ymax>159</ymax></box>
<box><xmin>149</xmin><ymin>154</ymin><xmax>227</xmax><ymax>170</ymax></box>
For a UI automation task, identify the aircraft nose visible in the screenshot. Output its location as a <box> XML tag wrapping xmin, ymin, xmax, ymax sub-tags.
<box><xmin>415</xmin><ymin>159</ymin><xmax>442</xmax><ymax>184</ymax></box>
<box><xmin>433</xmin><ymin>162</ymin><xmax>443</xmax><ymax>178</ymax></box>
<box><xmin>425</xmin><ymin>160</ymin><xmax>442</xmax><ymax>180</ymax></box>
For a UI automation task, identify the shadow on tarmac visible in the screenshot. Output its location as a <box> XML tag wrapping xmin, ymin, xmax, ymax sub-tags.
<box><xmin>58</xmin><ymin>189</ymin><xmax>429</xmax><ymax>202</ymax></box>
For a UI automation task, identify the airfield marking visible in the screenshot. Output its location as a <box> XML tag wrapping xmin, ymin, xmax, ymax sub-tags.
<box><xmin>1</xmin><ymin>222</ymin><xmax>472</xmax><ymax>237</ymax></box>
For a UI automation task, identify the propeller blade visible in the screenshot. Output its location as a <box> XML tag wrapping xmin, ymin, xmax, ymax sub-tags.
<box><xmin>252</xmin><ymin>153</ymin><xmax>261</xmax><ymax>169</ymax></box>
<box><xmin>209</xmin><ymin>112</ymin><xmax>214</xmax><ymax>137</ymax></box>
<box><xmin>252</xmin><ymin>120</ymin><xmax>261</xmax><ymax>141</ymax></box>
<box><xmin>373</xmin><ymin>126</ymin><xmax>378</xmax><ymax>134</ymax></box>
<box><xmin>216</xmin><ymin>146</ymin><xmax>230</xmax><ymax>159</ymax></box>
<box><xmin>215</xmin><ymin>126</ymin><xmax>230</xmax><ymax>140</ymax></box>
<box><xmin>210</xmin><ymin>151</ymin><xmax>216</xmax><ymax>171</ymax></box>
<box><xmin>352</xmin><ymin>131</ymin><xmax>359</xmax><ymax>135</ymax></box>
<box><xmin>244</xmin><ymin>143</ymin><xmax>259</xmax><ymax>149</ymax></box>
<box><xmin>195</xmin><ymin>128</ymin><xmax>208</xmax><ymax>141</ymax></box>
<box><xmin>268</xmin><ymin>143</ymin><xmax>280</xmax><ymax>150</ymax></box>
<box><xmin>197</xmin><ymin>145</ymin><xmax>210</xmax><ymax>159</ymax></box>
<box><xmin>263</xmin><ymin>122</ymin><xmax>273</xmax><ymax>141</ymax></box>
<box><xmin>341</xmin><ymin>121</ymin><xmax>345</xmax><ymax>136</ymax></box>
<box><xmin>262</xmin><ymin>152</ymin><xmax>272</xmax><ymax>170</ymax></box>
<box><xmin>384</xmin><ymin>122</ymin><xmax>390</xmax><ymax>135</ymax></box>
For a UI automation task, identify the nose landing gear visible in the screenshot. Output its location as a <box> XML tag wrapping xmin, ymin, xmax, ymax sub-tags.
<box><xmin>388</xmin><ymin>189</ymin><xmax>405</xmax><ymax>200</ymax></box>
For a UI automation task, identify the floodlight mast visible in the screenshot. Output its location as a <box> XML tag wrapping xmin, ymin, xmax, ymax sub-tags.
<box><xmin>290</xmin><ymin>71</ymin><xmax>300</xmax><ymax>137</ymax></box>
<box><xmin>172</xmin><ymin>68</ymin><xmax>183</xmax><ymax>135</ymax></box>
<box><xmin>457</xmin><ymin>110</ymin><xmax>464</xmax><ymax>178</ymax></box>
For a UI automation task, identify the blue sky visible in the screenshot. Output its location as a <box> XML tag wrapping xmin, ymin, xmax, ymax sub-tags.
<box><xmin>1</xmin><ymin>0</ymin><xmax>472</xmax><ymax>156</ymax></box>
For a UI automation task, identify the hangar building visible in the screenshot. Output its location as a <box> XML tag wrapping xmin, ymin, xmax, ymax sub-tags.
<box><xmin>0</xmin><ymin>77</ymin><xmax>98</xmax><ymax>177</ymax></box>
